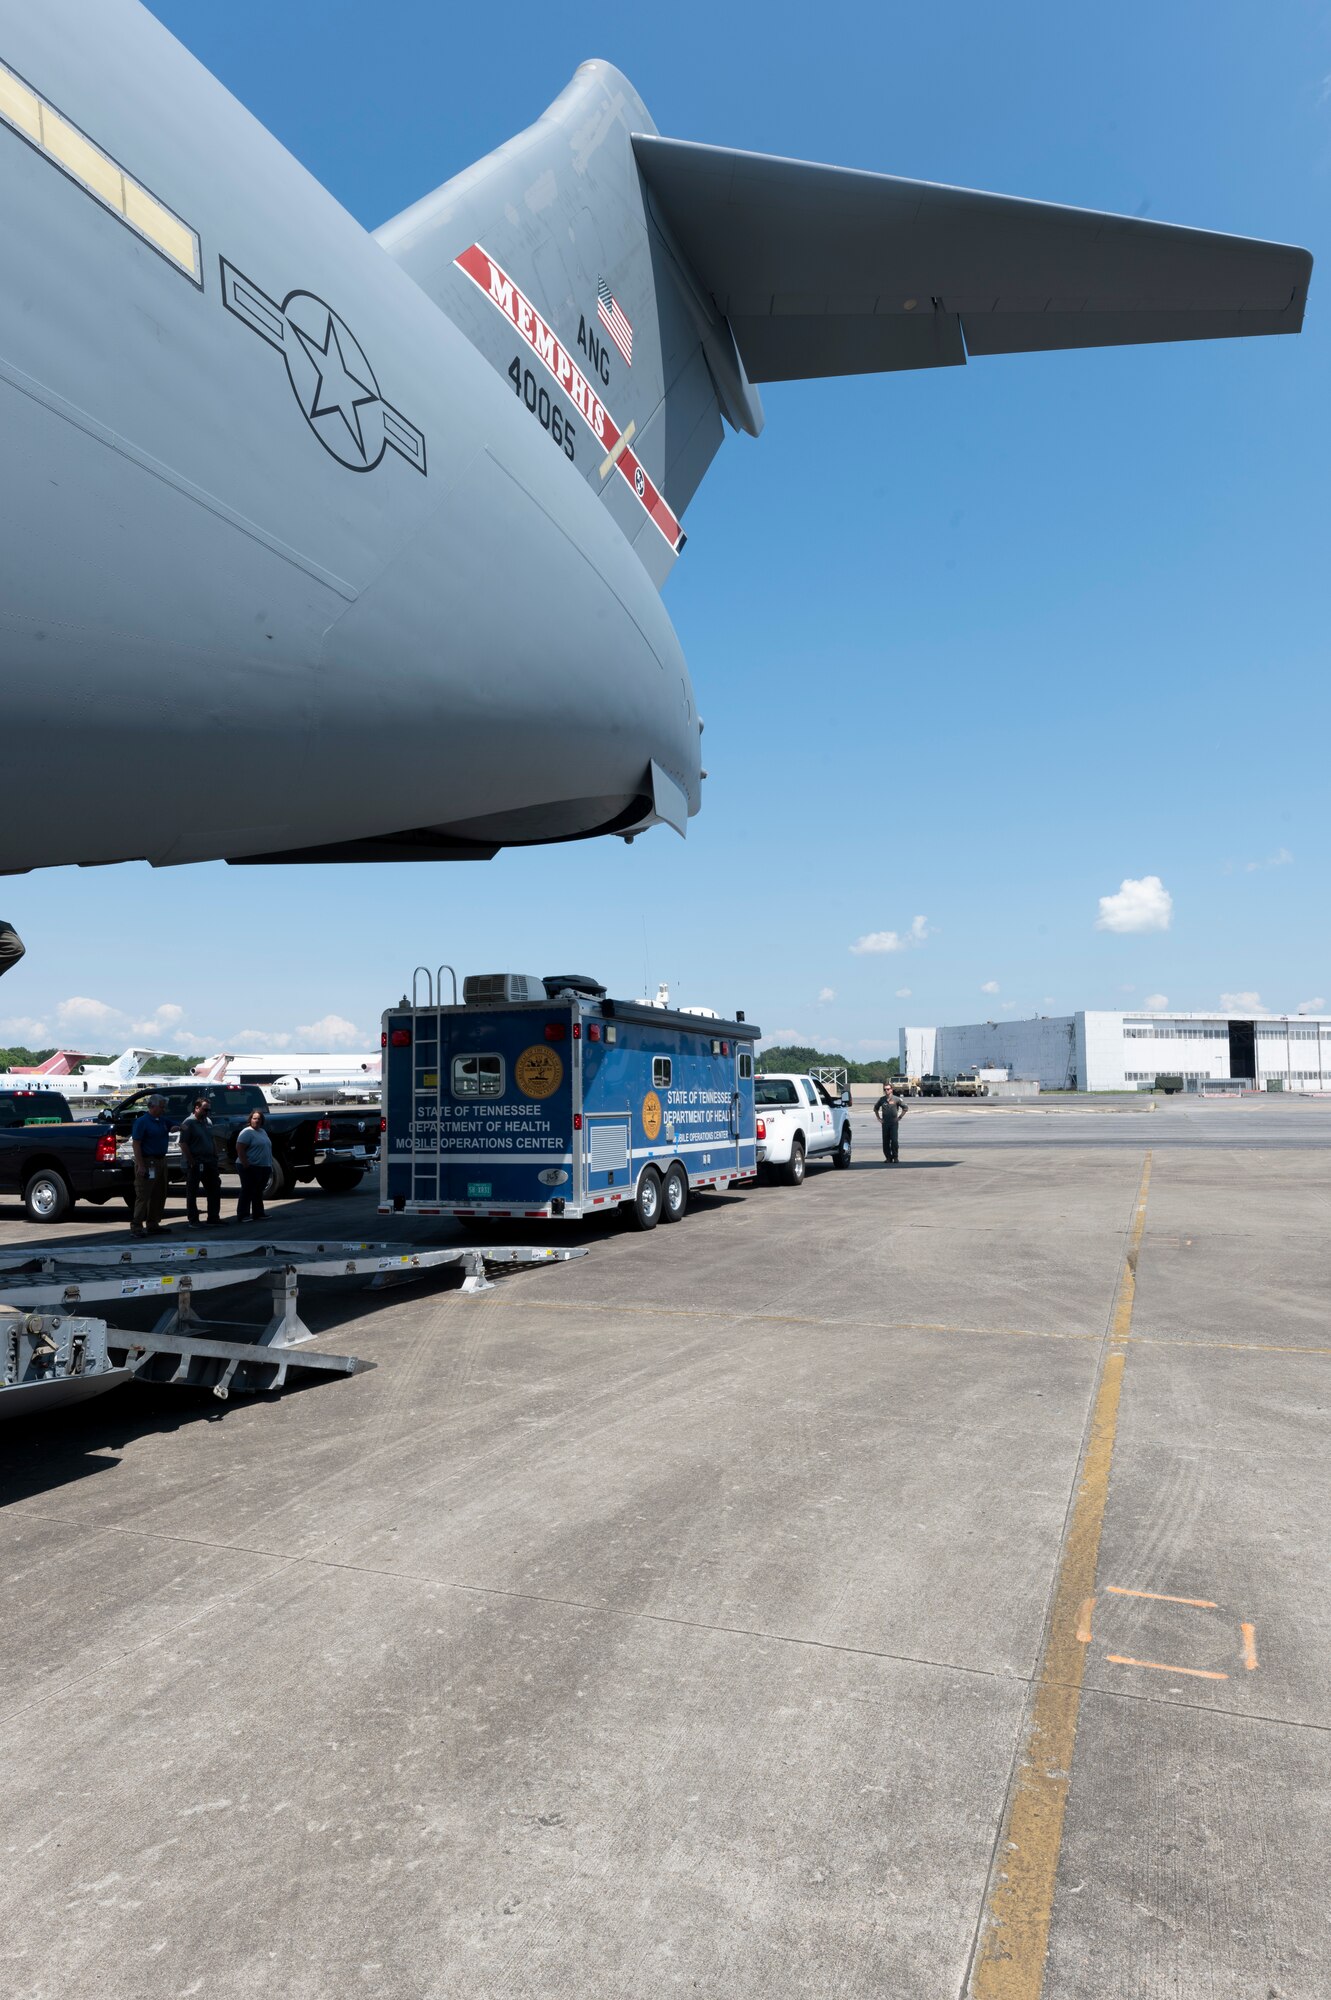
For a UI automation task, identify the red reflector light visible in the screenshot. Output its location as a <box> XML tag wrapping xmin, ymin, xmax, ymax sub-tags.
<box><xmin>316</xmin><ymin>1118</ymin><xmax>331</xmax><ymax>1143</ymax></box>
<box><xmin>721</xmin><ymin>1040</ymin><xmax>729</xmax><ymax>1057</ymax></box>
<box><xmin>756</xmin><ymin>1118</ymin><xmax>766</xmax><ymax>1140</ymax></box>
<box><xmin>588</xmin><ymin>1023</ymin><xmax>601</xmax><ymax>1042</ymax></box>
<box><xmin>572</xmin><ymin>1023</ymin><xmax>581</xmax><ymax>1040</ymax></box>
<box><xmin>544</xmin><ymin>1022</ymin><xmax>566</xmax><ymax>1041</ymax></box>
<box><xmin>95</xmin><ymin>1132</ymin><xmax>117</xmax><ymax>1163</ymax></box>
<box><xmin>380</xmin><ymin>1116</ymin><xmax>387</xmax><ymax>1133</ymax></box>
<box><xmin>573</xmin><ymin>1113</ymin><xmax>582</xmax><ymax>1130</ymax></box>
<box><xmin>380</xmin><ymin>1030</ymin><xmax>388</xmax><ymax>1048</ymax></box>
<box><xmin>390</xmin><ymin>1028</ymin><xmax>411</xmax><ymax>1047</ymax></box>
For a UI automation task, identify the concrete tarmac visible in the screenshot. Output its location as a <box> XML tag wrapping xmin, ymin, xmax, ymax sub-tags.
<box><xmin>1</xmin><ymin>1096</ymin><xmax>1327</xmax><ymax>1998</ymax></box>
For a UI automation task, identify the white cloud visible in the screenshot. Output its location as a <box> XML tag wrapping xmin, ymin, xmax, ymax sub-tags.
<box><xmin>56</xmin><ymin>995</ymin><xmax>121</xmax><ymax>1028</ymax></box>
<box><xmin>131</xmin><ymin>1001</ymin><xmax>186</xmax><ymax>1037</ymax></box>
<box><xmin>849</xmin><ymin>915</ymin><xmax>929</xmax><ymax>955</ymax></box>
<box><xmin>295</xmin><ymin>1013</ymin><xmax>364</xmax><ymax>1049</ymax></box>
<box><xmin>1243</xmin><ymin>847</ymin><xmax>1293</xmax><ymax>873</ymax></box>
<box><xmin>229</xmin><ymin>1029</ymin><xmax>292</xmax><ymax>1051</ymax></box>
<box><xmin>0</xmin><ymin>1015</ymin><xmax>48</xmax><ymax>1042</ymax></box>
<box><xmin>1297</xmin><ymin>998</ymin><xmax>1325</xmax><ymax>1015</ymax></box>
<box><xmin>817</xmin><ymin>987</ymin><xmax>836</xmax><ymax>1004</ymax></box>
<box><xmin>856</xmin><ymin>1039</ymin><xmax>898</xmax><ymax>1052</ymax></box>
<box><xmin>1143</xmin><ymin>993</ymin><xmax>1169</xmax><ymax>1010</ymax></box>
<box><xmin>1042</xmin><ymin>997</ymin><xmax>1055</xmax><ymax>1007</ymax></box>
<box><xmin>1219</xmin><ymin>991</ymin><xmax>1264</xmax><ymax>1013</ymax></box>
<box><xmin>1001</xmin><ymin>1002</ymin><xmax>1017</xmax><ymax>1011</ymax></box>
<box><xmin>1095</xmin><ymin>876</ymin><xmax>1172</xmax><ymax>934</ymax></box>
<box><xmin>895</xmin><ymin>987</ymin><xmax>912</xmax><ymax>999</ymax></box>
<box><xmin>980</xmin><ymin>980</ymin><xmax>1000</xmax><ymax>995</ymax></box>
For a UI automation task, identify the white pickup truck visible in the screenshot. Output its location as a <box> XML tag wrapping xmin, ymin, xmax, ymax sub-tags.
<box><xmin>754</xmin><ymin>1072</ymin><xmax>853</xmax><ymax>1184</ymax></box>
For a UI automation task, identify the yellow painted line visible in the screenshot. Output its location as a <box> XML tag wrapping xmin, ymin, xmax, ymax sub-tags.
<box><xmin>1127</xmin><ymin>1334</ymin><xmax>1331</xmax><ymax>1358</ymax></box>
<box><xmin>501</xmin><ymin>1298</ymin><xmax>1096</xmax><ymax>1343</ymax></box>
<box><xmin>1105</xmin><ymin>1586</ymin><xmax>1217</xmax><ymax>1609</ymax></box>
<box><xmin>1241</xmin><ymin>1622</ymin><xmax>1259</xmax><ymax>1672</ymax></box>
<box><xmin>1106</xmin><ymin>1654</ymin><xmax>1228</xmax><ymax>1682</ymax></box>
<box><xmin>970</xmin><ymin>1153</ymin><xmax>1151</xmax><ymax>2000</ymax></box>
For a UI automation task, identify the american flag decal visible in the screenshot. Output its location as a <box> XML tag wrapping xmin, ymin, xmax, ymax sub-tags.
<box><xmin>597</xmin><ymin>277</ymin><xmax>633</xmax><ymax>366</ymax></box>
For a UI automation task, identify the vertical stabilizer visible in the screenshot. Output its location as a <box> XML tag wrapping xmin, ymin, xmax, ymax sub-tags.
<box><xmin>375</xmin><ymin>62</ymin><xmax>761</xmax><ymax>589</ymax></box>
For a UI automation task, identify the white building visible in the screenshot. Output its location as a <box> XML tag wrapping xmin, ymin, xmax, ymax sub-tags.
<box><xmin>900</xmin><ymin>1011</ymin><xmax>1331</xmax><ymax>1093</ymax></box>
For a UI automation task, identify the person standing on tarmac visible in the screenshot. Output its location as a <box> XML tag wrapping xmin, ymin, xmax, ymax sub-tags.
<box><xmin>179</xmin><ymin>1094</ymin><xmax>222</xmax><ymax>1228</ymax></box>
<box><xmin>235</xmin><ymin>1107</ymin><xmax>273</xmax><ymax>1223</ymax></box>
<box><xmin>130</xmin><ymin>1092</ymin><xmax>172</xmax><ymax>1235</ymax></box>
<box><xmin>873</xmin><ymin>1082</ymin><xmax>907</xmax><ymax>1165</ymax></box>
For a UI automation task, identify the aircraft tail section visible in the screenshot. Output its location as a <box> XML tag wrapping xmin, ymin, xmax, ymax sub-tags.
<box><xmin>376</xmin><ymin>61</ymin><xmax>760</xmax><ymax>590</ymax></box>
<box><xmin>378</xmin><ymin>62</ymin><xmax>1308</xmax><ymax>589</ymax></box>
<box><xmin>14</xmin><ymin>1050</ymin><xmax>83</xmax><ymax>1076</ymax></box>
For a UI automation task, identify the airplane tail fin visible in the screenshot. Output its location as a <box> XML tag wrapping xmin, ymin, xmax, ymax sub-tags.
<box><xmin>376</xmin><ymin>61</ymin><xmax>760</xmax><ymax>591</ymax></box>
<box><xmin>378</xmin><ymin>63</ymin><xmax>1308</xmax><ymax>589</ymax></box>
<box><xmin>18</xmin><ymin>1050</ymin><xmax>84</xmax><ymax>1076</ymax></box>
<box><xmin>102</xmin><ymin>1047</ymin><xmax>159</xmax><ymax>1081</ymax></box>
<box><xmin>194</xmin><ymin>1054</ymin><xmax>229</xmax><ymax>1082</ymax></box>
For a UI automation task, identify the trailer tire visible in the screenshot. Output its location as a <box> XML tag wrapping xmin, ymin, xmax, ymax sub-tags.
<box><xmin>24</xmin><ymin>1167</ymin><xmax>73</xmax><ymax>1225</ymax></box>
<box><xmin>832</xmin><ymin>1127</ymin><xmax>852</xmax><ymax>1170</ymax></box>
<box><xmin>782</xmin><ymin>1139</ymin><xmax>806</xmax><ymax>1187</ymax></box>
<box><xmin>313</xmin><ymin>1164</ymin><xmax>365</xmax><ymax>1194</ymax></box>
<box><xmin>627</xmin><ymin>1166</ymin><xmax>662</xmax><ymax>1230</ymax></box>
<box><xmin>660</xmin><ymin>1163</ymin><xmax>688</xmax><ymax>1223</ymax></box>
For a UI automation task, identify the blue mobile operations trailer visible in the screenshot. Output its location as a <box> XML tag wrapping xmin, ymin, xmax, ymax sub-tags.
<box><xmin>380</xmin><ymin>971</ymin><xmax>760</xmax><ymax>1228</ymax></box>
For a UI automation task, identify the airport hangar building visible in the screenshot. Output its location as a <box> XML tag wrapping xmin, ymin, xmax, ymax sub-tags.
<box><xmin>900</xmin><ymin>1011</ymin><xmax>1331</xmax><ymax>1092</ymax></box>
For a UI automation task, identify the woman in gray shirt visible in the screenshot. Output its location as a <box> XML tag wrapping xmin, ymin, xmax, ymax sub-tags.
<box><xmin>235</xmin><ymin>1109</ymin><xmax>274</xmax><ymax>1222</ymax></box>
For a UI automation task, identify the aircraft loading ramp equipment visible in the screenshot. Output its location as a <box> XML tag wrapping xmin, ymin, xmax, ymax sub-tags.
<box><xmin>0</xmin><ymin>1238</ymin><xmax>587</xmax><ymax>1416</ymax></box>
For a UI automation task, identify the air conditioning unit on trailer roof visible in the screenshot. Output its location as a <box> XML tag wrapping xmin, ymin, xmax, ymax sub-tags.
<box><xmin>462</xmin><ymin>973</ymin><xmax>547</xmax><ymax>1005</ymax></box>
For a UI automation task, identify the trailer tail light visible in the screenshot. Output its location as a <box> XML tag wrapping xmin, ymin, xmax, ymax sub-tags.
<box><xmin>587</xmin><ymin>1023</ymin><xmax>601</xmax><ymax>1041</ymax></box>
<box><xmin>573</xmin><ymin>1113</ymin><xmax>582</xmax><ymax>1130</ymax></box>
<box><xmin>380</xmin><ymin>1115</ymin><xmax>387</xmax><ymax>1133</ymax></box>
<box><xmin>572</xmin><ymin>1023</ymin><xmax>581</xmax><ymax>1040</ymax></box>
<box><xmin>315</xmin><ymin>1118</ymin><xmax>331</xmax><ymax>1144</ymax></box>
<box><xmin>544</xmin><ymin>1022</ymin><xmax>566</xmax><ymax>1041</ymax></box>
<box><xmin>390</xmin><ymin>1028</ymin><xmax>411</xmax><ymax>1047</ymax></box>
<box><xmin>95</xmin><ymin>1131</ymin><xmax>118</xmax><ymax>1164</ymax></box>
<box><xmin>721</xmin><ymin>1041</ymin><xmax>729</xmax><ymax>1057</ymax></box>
<box><xmin>756</xmin><ymin>1118</ymin><xmax>766</xmax><ymax>1141</ymax></box>
<box><xmin>380</xmin><ymin>1030</ymin><xmax>388</xmax><ymax>1048</ymax></box>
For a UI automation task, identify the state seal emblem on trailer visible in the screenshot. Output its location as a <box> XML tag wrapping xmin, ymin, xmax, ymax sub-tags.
<box><xmin>515</xmin><ymin>1046</ymin><xmax>563</xmax><ymax>1100</ymax></box>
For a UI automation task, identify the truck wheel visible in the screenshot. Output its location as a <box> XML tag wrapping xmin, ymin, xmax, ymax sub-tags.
<box><xmin>24</xmin><ymin>1168</ymin><xmax>73</xmax><ymax>1225</ymax></box>
<box><xmin>832</xmin><ymin>1128</ymin><xmax>852</xmax><ymax>1170</ymax></box>
<box><xmin>660</xmin><ymin>1163</ymin><xmax>688</xmax><ymax>1223</ymax></box>
<box><xmin>265</xmin><ymin>1155</ymin><xmax>290</xmax><ymax>1199</ymax></box>
<box><xmin>314</xmin><ymin>1164</ymin><xmax>365</xmax><ymax>1194</ymax></box>
<box><xmin>626</xmin><ymin>1166</ymin><xmax>662</xmax><ymax>1230</ymax></box>
<box><xmin>782</xmin><ymin>1140</ymin><xmax>806</xmax><ymax>1187</ymax></box>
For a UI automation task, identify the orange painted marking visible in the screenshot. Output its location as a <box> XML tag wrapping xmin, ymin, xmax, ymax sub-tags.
<box><xmin>1106</xmin><ymin>1654</ymin><xmax>1228</xmax><ymax>1681</ymax></box>
<box><xmin>1075</xmin><ymin>1597</ymin><xmax>1095</xmax><ymax>1644</ymax></box>
<box><xmin>1106</xmin><ymin>1586</ymin><xmax>1217</xmax><ymax>1609</ymax></box>
<box><xmin>1241</xmin><ymin>1622</ymin><xmax>1259</xmax><ymax>1671</ymax></box>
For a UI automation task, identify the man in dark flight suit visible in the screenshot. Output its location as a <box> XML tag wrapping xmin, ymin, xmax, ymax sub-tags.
<box><xmin>0</xmin><ymin>922</ymin><xmax>23</xmax><ymax>979</ymax></box>
<box><xmin>873</xmin><ymin>1084</ymin><xmax>907</xmax><ymax>1164</ymax></box>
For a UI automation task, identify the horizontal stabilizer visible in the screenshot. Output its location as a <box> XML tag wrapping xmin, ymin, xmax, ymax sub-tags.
<box><xmin>632</xmin><ymin>136</ymin><xmax>1312</xmax><ymax>382</ymax></box>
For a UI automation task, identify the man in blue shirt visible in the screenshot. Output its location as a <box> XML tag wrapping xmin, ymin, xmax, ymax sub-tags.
<box><xmin>130</xmin><ymin>1092</ymin><xmax>172</xmax><ymax>1235</ymax></box>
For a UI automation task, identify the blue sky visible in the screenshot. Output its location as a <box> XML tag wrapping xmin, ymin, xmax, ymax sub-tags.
<box><xmin>3</xmin><ymin>2</ymin><xmax>1327</xmax><ymax>1059</ymax></box>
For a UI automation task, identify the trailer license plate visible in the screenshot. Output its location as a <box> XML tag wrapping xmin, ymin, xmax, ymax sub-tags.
<box><xmin>467</xmin><ymin>1181</ymin><xmax>492</xmax><ymax>1199</ymax></box>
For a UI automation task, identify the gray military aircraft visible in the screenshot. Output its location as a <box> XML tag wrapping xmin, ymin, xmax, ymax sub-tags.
<box><xmin>0</xmin><ymin>3</ymin><xmax>1311</xmax><ymax>875</ymax></box>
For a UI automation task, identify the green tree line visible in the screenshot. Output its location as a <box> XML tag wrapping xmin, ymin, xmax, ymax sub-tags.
<box><xmin>758</xmin><ymin>1044</ymin><xmax>899</xmax><ymax>1084</ymax></box>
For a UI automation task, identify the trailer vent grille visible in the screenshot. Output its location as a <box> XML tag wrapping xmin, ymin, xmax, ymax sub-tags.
<box><xmin>462</xmin><ymin>974</ymin><xmax>547</xmax><ymax>1005</ymax></box>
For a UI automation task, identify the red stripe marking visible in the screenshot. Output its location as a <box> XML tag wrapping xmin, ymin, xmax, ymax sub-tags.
<box><xmin>455</xmin><ymin>243</ymin><xmax>683</xmax><ymax>554</ymax></box>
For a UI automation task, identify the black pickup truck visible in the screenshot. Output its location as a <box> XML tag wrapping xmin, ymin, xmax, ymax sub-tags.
<box><xmin>0</xmin><ymin>1089</ymin><xmax>129</xmax><ymax>1222</ymax></box>
<box><xmin>109</xmin><ymin>1084</ymin><xmax>380</xmax><ymax>1197</ymax></box>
